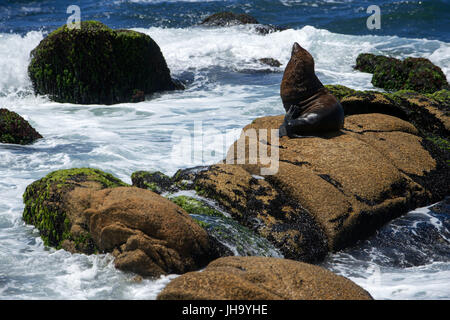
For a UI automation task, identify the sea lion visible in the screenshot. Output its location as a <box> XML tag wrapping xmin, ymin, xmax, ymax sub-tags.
<box><xmin>279</xmin><ymin>42</ymin><xmax>344</xmax><ymax>138</ymax></box>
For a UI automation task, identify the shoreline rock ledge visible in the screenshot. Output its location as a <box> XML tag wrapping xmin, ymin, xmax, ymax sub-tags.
<box><xmin>28</xmin><ymin>21</ymin><xmax>182</xmax><ymax>105</ymax></box>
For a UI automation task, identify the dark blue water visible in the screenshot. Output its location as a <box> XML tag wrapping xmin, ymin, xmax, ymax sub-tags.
<box><xmin>1</xmin><ymin>0</ymin><xmax>449</xmax><ymax>42</ymax></box>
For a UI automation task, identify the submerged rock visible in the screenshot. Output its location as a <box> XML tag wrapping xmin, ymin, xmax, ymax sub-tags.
<box><xmin>157</xmin><ymin>256</ymin><xmax>373</xmax><ymax>300</ymax></box>
<box><xmin>0</xmin><ymin>108</ymin><xmax>42</xmax><ymax>145</ymax></box>
<box><xmin>354</xmin><ymin>53</ymin><xmax>449</xmax><ymax>94</ymax></box>
<box><xmin>23</xmin><ymin>168</ymin><xmax>217</xmax><ymax>278</ymax></box>
<box><xmin>258</xmin><ymin>58</ymin><xmax>282</xmax><ymax>67</ymax></box>
<box><xmin>200</xmin><ymin>12</ymin><xmax>283</xmax><ymax>34</ymax></box>
<box><xmin>28</xmin><ymin>21</ymin><xmax>182</xmax><ymax>105</ymax></box>
<box><xmin>201</xmin><ymin>12</ymin><xmax>259</xmax><ymax>26</ymax></box>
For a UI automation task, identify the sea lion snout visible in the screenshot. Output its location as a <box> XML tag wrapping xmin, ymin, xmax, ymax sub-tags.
<box><xmin>292</xmin><ymin>42</ymin><xmax>303</xmax><ymax>54</ymax></box>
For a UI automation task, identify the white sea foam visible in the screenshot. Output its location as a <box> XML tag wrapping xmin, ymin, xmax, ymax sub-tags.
<box><xmin>0</xmin><ymin>25</ymin><xmax>449</xmax><ymax>300</ymax></box>
<box><xmin>135</xmin><ymin>24</ymin><xmax>449</xmax><ymax>85</ymax></box>
<box><xmin>331</xmin><ymin>262</ymin><xmax>450</xmax><ymax>300</ymax></box>
<box><xmin>0</xmin><ymin>31</ymin><xmax>43</xmax><ymax>95</ymax></box>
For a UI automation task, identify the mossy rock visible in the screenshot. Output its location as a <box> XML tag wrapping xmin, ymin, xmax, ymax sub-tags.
<box><xmin>425</xmin><ymin>89</ymin><xmax>450</xmax><ymax>106</ymax></box>
<box><xmin>22</xmin><ymin>168</ymin><xmax>128</xmax><ymax>251</ymax></box>
<box><xmin>401</xmin><ymin>57</ymin><xmax>449</xmax><ymax>93</ymax></box>
<box><xmin>28</xmin><ymin>21</ymin><xmax>182</xmax><ymax>105</ymax></box>
<box><xmin>0</xmin><ymin>108</ymin><xmax>42</xmax><ymax>145</ymax></box>
<box><xmin>171</xmin><ymin>166</ymin><xmax>210</xmax><ymax>190</ymax></box>
<box><xmin>371</xmin><ymin>58</ymin><xmax>408</xmax><ymax>91</ymax></box>
<box><xmin>191</xmin><ymin>213</ymin><xmax>283</xmax><ymax>258</ymax></box>
<box><xmin>354</xmin><ymin>53</ymin><xmax>448</xmax><ymax>94</ymax></box>
<box><xmin>324</xmin><ymin>85</ymin><xmax>356</xmax><ymax>101</ymax></box>
<box><xmin>131</xmin><ymin>170</ymin><xmax>174</xmax><ymax>194</ymax></box>
<box><xmin>355</xmin><ymin>53</ymin><xmax>395</xmax><ymax>74</ymax></box>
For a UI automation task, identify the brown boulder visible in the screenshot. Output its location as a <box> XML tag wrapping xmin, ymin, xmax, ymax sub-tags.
<box><xmin>23</xmin><ymin>168</ymin><xmax>215</xmax><ymax>278</ymax></box>
<box><xmin>192</xmin><ymin>113</ymin><xmax>448</xmax><ymax>257</ymax></box>
<box><xmin>67</xmin><ymin>187</ymin><xmax>213</xmax><ymax>277</ymax></box>
<box><xmin>194</xmin><ymin>164</ymin><xmax>328</xmax><ymax>262</ymax></box>
<box><xmin>157</xmin><ymin>256</ymin><xmax>373</xmax><ymax>300</ymax></box>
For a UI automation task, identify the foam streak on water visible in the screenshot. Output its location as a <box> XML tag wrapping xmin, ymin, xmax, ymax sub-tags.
<box><xmin>0</xmin><ymin>25</ymin><xmax>449</xmax><ymax>299</ymax></box>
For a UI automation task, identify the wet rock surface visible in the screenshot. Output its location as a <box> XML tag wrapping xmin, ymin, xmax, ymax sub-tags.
<box><xmin>0</xmin><ymin>108</ymin><xmax>42</xmax><ymax>145</ymax></box>
<box><xmin>157</xmin><ymin>256</ymin><xmax>373</xmax><ymax>300</ymax></box>
<box><xmin>176</xmin><ymin>112</ymin><xmax>448</xmax><ymax>261</ymax></box>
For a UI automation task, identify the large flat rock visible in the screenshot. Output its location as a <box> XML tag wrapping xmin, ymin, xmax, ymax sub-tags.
<box><xmin>157</xmin><ymin>256</ymin><xmax>373</xmax><ymax>300</ymax></box>
<box><xmin>192</xmin><ymin>113</ymin><xmax>448</xmax><ymax>259</ymax></box>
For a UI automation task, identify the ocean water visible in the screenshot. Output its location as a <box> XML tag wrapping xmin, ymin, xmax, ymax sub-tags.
<box><xmin>0</xmin><ymin>0</ymin><xmax>449</xmax><ymax>299</ymax></box>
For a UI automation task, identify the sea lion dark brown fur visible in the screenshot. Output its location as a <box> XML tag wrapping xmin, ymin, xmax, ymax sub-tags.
<box><xmin>279</xmin><ymin>43</ymin><xmax>344</xmax><ymax>137</ymax></box>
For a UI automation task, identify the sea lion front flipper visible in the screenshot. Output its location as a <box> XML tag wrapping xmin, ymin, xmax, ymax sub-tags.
<box><xmin>283</xmin><ymin>113</ymin><xmax>321</xmax><ymax>137</ymax></box>
<box><xmin>279</xmin><ymin>124</ymin><xmax>288</xmax><ymax>137</ymax></box>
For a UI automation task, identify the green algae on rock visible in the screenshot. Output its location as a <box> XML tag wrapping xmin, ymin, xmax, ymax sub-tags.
<box><xmin>131</xmin><ymin>170</ymin><xmax>174</xmax><ymax>194</ymax></box>
<box><xmin>22</xmin><ymin>169</ymin><xmax>222</xmax><ymax>278</ymax></box>
<box><xmin>354</xmin><ymin>53</ymin><xmax>449</xmax><ymax>94</ymax></box>
<box><xmin>169</xmin><ymin>195</ymin><xmax>281</xmax><ymax>257</ymax></box>
<box><xmin>28</xmin><ymin>21</ymin><xmax>182</xmax><ymax>105</ymax></box>
<box><xmin>0</xmin><ymin>108</ymin><xmax>42</xmax><ymax>145</ymax></box>
<box><xmin>189</xmin><ymin>164</ymin><xmax>329</xmax><ymax>263</ymax></box>
<box><xmin>169</xmin><ymin>195</ymin><xmax>225</xmax><ymax>218</ymax></box>
<box><xmin>22</xmin><ymin>168</ymin><xmax>128</xmax><ymax>252</ymax></box>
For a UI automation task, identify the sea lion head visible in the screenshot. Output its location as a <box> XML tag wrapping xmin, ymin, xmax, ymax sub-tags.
<box><xmin>280</xmin><ymin>42</ymin><xmax>324</xmax><ymax>111</ymax></box>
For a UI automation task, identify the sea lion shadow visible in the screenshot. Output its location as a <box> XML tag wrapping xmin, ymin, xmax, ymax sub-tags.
<box><xmin>285</xmin><ymin>130</ymin><xmax>345</xmax><ymax>140</ymax></box>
